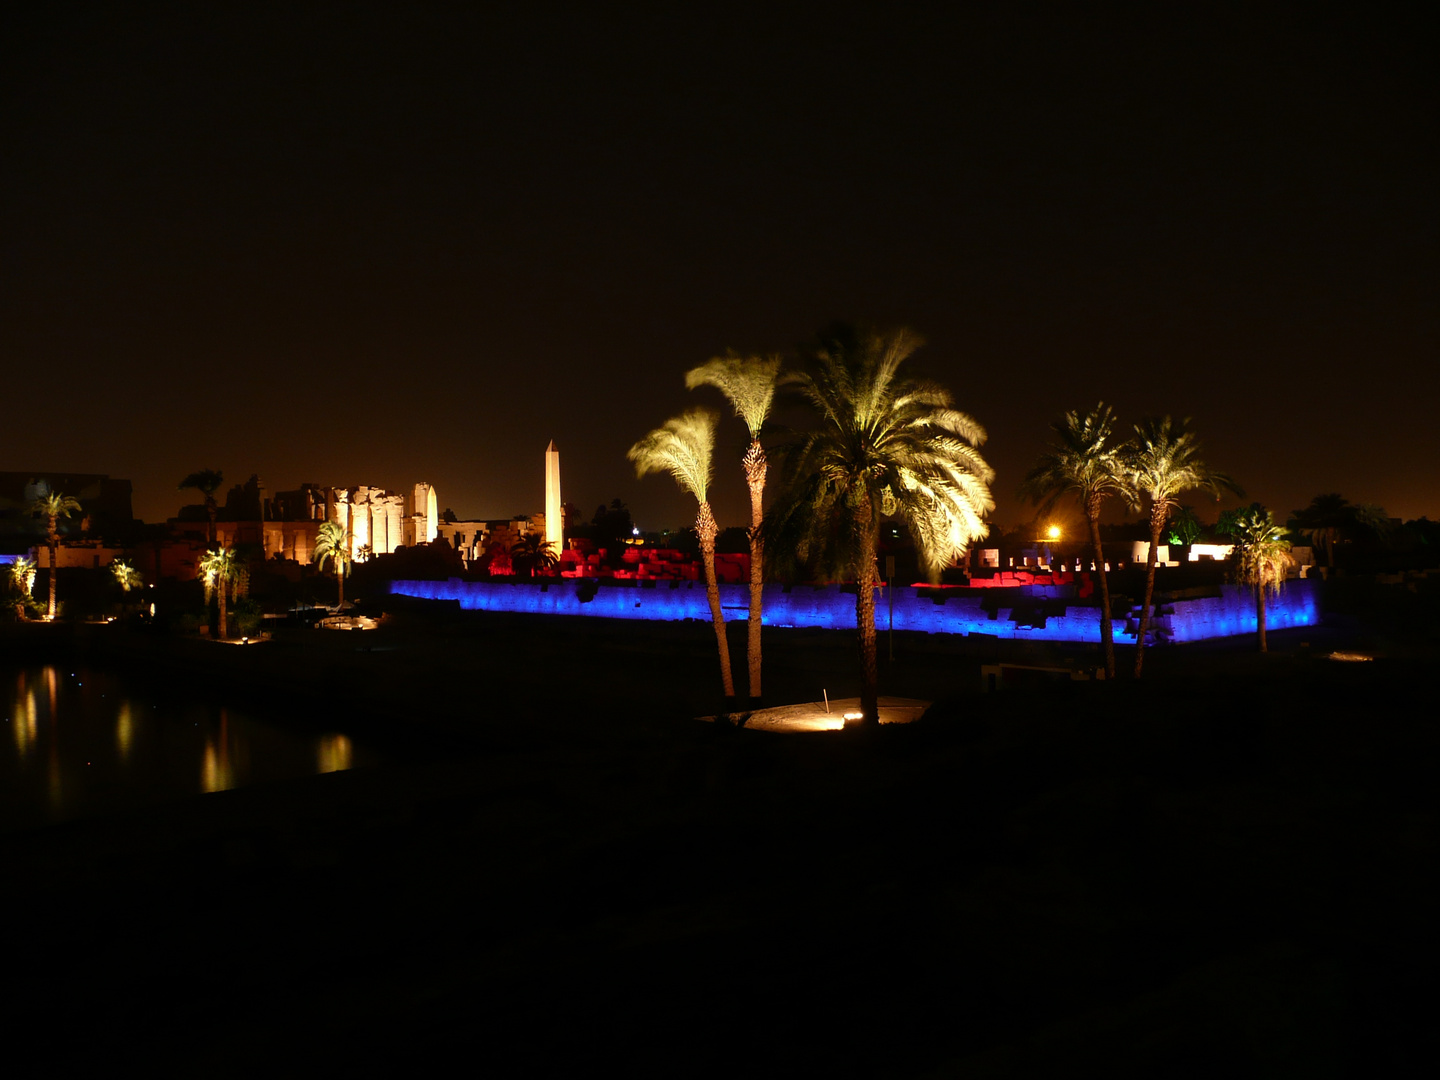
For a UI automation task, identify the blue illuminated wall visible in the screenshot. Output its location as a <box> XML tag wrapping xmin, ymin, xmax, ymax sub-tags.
<box><xmin>385</xmin><ymin>578</ymin><xmax>1319</xmax><ymax>644</ymax></box>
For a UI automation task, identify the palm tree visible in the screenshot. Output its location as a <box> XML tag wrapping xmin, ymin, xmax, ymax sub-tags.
<box><xmin>511</xmin><ymin>534</ymin><xmax>560</xmax><ymax>578</ymax></box>
<box><xmin>178</xmin><ymin>469</ymin><xmax>225</xmax><ymax>543</ymax></box>
<box><xmin>9</xmin><ymin>556</ymin><xmax>36</xmax><ymax>618</ymax></box>
<box><xmin>111</xmin><ymin>559</ymin><xmax>143</xmax><ymax>592</ymax></box>
<box><xmin>629</xmin><ymin>408</ymin><xmax>736</xmax><ymax>703</ymax></box>
<box><xmin>313</xmin><ymin>520</ymin><xmax>351</xmax><ymax>608</ymax></box>
<box><xmin>1290</xmin><ymin>493</ymin><xmax>1349</xmax><ymax>569</ymax></box>
<box><xmin>686</xmin><ymin>351</ymin><xmax>782</xmax><ymax>704</ymax></box>
<box><xmin>1217</xmin><ymin>504</ymin><xmax>1292</xmax><ymax>653</ymax></box>
<box><xmin>198</xmin><ymin>546</ymin><xmax>241</xmax><ymax>640</ymax></box>
<box><xmin>1124</xmin><ymin>417</ymin><xmax>1241</xmax><ymax>677</ymax></box>
<box><xmin>29</xmin><ymin>489</ymin><xmax>83</xmax><ymax>621</ymax></box>
<box><xmin>1019</xmin><ymin>405</ymin><xmax>1133</xmax><ymax>679</ymax></box>
<box><xmin>765</xmin><ymin>325</ymin><xmax>994</xmax><ymax>725</ymax></box>
<box><xmin>1290</xmin><ymin>494</ymin><xmax>1391</xmax><ymax>571</ymax></box>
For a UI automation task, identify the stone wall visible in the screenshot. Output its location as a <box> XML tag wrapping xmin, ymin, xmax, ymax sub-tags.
<box><xmin>386</xmin><ymin>578</ymin><xmax>1320</xmax><ymax>644</ymax></box>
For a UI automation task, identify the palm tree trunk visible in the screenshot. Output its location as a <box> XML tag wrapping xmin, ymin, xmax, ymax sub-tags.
<box><xmin>47</xmin><ymin>538</ymin><xmax>58</xmax><ymax>621</ymax></box>
<box><xmin>854</xmin><ymin>498</ymin><xmax>880</xmax><ymax>725</ymax></box>
<box><xmin>1256</xmin><ymin>583</ymin><xmax>1268</xmax><ymax>653</ymax></box>
<box><xmin>696</xmin><ymin>502</ymin><xmax>736</xmax><ymax>702</ymax></box>
<box><xmin>217</xmin><ymin>577</ymin><xmax>228</xmax><ymax>640</ymax></box>
<box><xmin>337</xmin><ymin>563</ymin><xmax>345</xmax><ymax>608</ymax></box>
<box><xmin>1134</xmin><ymin>508</ymin><xmax>1163</xmax><ymax>678</ymax></box>
<box><xmin>744</xmin><ymin>439</ymin><xmax>766</xmax><ymax>705</ymax></box>
<box><xmin>1087</xmin><ymin>505</ymin><xmax>1116</xmax><ymax>679</ymax></box>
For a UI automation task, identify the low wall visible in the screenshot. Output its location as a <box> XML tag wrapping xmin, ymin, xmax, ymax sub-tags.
<box><xmin>385</xmin><ymin>578</ymin><xmax>1320</xmax><ymax>644</ymax></box>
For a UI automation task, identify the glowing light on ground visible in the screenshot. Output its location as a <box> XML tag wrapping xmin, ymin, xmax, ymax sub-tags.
<box><xmin>698</xmin><ymin>697</ymin><xmax>929</xmax><ymax>733</ymax></box>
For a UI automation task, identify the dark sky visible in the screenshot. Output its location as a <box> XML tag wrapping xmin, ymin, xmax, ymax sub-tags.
<box><xmin>2</xmin><ymin>5</ymin><xmax>1435</xmax><ymax>533</ymax></box>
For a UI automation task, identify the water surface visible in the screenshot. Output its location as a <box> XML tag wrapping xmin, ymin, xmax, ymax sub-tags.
<box><xmin>2</xmin><ymin>664</ymin><xmax>381</xmax><ymax>831</ymax></box>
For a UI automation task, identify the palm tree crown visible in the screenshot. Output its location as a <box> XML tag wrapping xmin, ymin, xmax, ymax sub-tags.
<box><xmin>111</xmin><ymin>559</ymin><xmax>143</xmax><ymax>592</ymax></box>
<box><xmin>1019</xmin><ymin>405</ymin><xmax>1134</xmax><ymax>521</ymax></box>
<box><xmin>313</xmin><ymin>520</ymin><xmax>350</xmax><ymax>576</ymax></box>
<box><xmin>30</xmin><ymin>491</ymin><xmax>83</xmax><ymax>542</ymax></box>
<box><xmin>628</xmin><ymin>408</ymin><xmax>717</xmax><ymax>504</ymax></box>
<box><xmin>1126</xmin><ymin>417</ymin><xmax>1238</xmax><ymax>522</ymax></box>
<box><xmin>685</xmin><ymin>352</ymin><xmax>783</xmax><ymax>440</ymax></box>
<box><xmin>770</xmin><ymin>326</ymin><xmax>995</xmax><ymax>582</ymax></box>
<box><xmin>179</xmin><ymin>469</ymin><xmax>225</xmax><ymax>542</ymax></box>
<box><xmin>1221</xmin><ymin>504</ymin><xmax>1293</xmax><ymax>594</ymax></box>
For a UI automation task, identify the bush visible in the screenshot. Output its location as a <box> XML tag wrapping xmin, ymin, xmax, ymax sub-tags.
<box><xmin>233</xmin><ymin>598</ymin><xmax>264</xmax><ymax>637</ymax></box>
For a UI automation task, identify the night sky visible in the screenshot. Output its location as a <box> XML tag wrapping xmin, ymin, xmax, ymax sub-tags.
<box><xmin>2</xmin><ymin>6</ymin><xmax>1434</xmax><ymax>533</ymax></box>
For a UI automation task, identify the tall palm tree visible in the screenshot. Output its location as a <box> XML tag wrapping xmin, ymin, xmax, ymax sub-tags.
<box><xmin>686</xmin><ymin>352</ymin><xmax>782</xmax><ymax>704</ymax></box>
<box><xmin>1019</xmin><ymin>405</ymin><xmax>1133</xmax><ymax>679</ymax></box>
<box><xmin>178</xmin><ymin>469</ymin><xmax>225</xmax><ymax>543</ymax></box>
<box><xmin>313</xmin><ymin>520</ymin><xmax>351</xmax><ymax>608</ymax></box>
<box><xmin>765</xmin><ymin>325</ymin><xmax>994</xmax><ymax>725</ymax></box>
<box><xmin>629</xmin><ymin>408</ymin><xmax>736</xmax><ymax>703</ymax></box>
<box><xmin>1124</xmin><ymin>417</ymin><xmax>1241</xmax><ymax>677</ymax></box>
<box><xmin>1218</xmin><ymin>504</ymin><xmax>1292</xmax><ymax>653</ymax></box>
<box><xmin>198</xmin><ymin>546</ymin><xmax>241</xmax><ymax>640</ymax></box>
<box><xmin>29</xmin><ymin>490</ymin><xmax>83</xmax><ymax>621</ymax></box>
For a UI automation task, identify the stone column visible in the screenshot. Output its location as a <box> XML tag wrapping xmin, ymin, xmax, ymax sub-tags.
<box><xmin>545</xmin><ymin>440</ymin><xmax>562</xmax><ymax>553</ymax></box>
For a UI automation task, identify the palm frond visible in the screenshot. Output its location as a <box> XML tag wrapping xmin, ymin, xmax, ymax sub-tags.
<box><xmin>627</xmin><ymin>408</ymin><xmax>718</xmax><ymax>503</ymax></box>
<box><xmin>685</xmin><ymin>353</ymin><xmax>782</xmax><ymax>438</ymax></box>
<box><xmin>764</xmin><ymin>325</ymin><xmax>992</xmax><ymax>584</ymax></box>
<box><xmin>1125</xmin><ymin>416</ymin><xmax>1242</xmax><ymax>518</ymax></box>
<box><xmin>1019</xmin><ymin>403</ymin><xmax>1137</xmax><ymax>514</ymax></box>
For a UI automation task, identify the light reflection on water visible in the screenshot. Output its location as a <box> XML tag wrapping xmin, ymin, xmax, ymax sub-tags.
<box><xmin>2</xmin><ymin>664</ymin><xmax>381</xmax><ymax>830</ymax></box>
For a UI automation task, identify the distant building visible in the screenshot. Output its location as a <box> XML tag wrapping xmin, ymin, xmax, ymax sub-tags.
<box><xmin>192</xmin><ymin>478</ymin><xmax>440</xmax><ymax>567</ymax></box>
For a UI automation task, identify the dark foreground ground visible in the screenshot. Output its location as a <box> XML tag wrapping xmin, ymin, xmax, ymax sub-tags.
<box><xmin>3</xmin><ymin>604</ymin><xmax>1436</xmax><ymax>1075</ymax></box>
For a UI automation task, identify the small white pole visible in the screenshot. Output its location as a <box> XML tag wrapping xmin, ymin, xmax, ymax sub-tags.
<box><xmin>823</xmin><ymin>689</ymin><xmax>829</xmax><ymax>713</ymax></box>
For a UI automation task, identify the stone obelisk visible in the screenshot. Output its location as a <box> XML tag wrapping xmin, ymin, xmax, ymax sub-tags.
<box><xmin>545</xmin><ymin>440</ymin><xmax>562</xmax><ymax>553</ymax></box>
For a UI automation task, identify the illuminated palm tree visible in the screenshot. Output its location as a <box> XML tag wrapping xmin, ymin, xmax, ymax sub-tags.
<box><xmin>1019</xmin><ymin>405</ymin><xmax>1134</xmax><ymax>679</ymax></box>
<box><xmin>9</xmin><ymin>556</ymin><xmax>37</xmax><ymax>618</ymax></box>
<box><xmin>178</xmin><ymin>469</ymin><xmax>225</xmax><ymax>543</ymax></box>
<box><xmin>629</xmin><ymin>408</ymin><xmax>736</xmax><ymax>702</ymax></box>
<box><xmin>29</xmin><ymin>489</ymin><xmax>83</xmax><ymax>620</ymax></box>
<box><xmin>765</xmin><ymin>326</ymin><xmax>994</xmax><ymax>725</ymax></box>
<box><xmin>1218</xmin><ymin>504</ymin><xmax>1292</xmax><ymax>653</ymax></box>
<box><xmin>1124</xmin><ymin>417</ymin><xmax>1241</xmax><ymax>677</ymax></box>
<box><xmin>198</xmin><ymin>545</ymin><xmax>241</xmax><ymax>640</ymax></box>
<box><xmin>313</xmin><ymin>520</ymin><xmax>350</xmax><ymax>608</ymax></box>
<box><xmin>686</xmin><ymin>351</ymin><xmax>782</xmax><ymax>704</ymax></box>
<box><xmin>110</xmin><ymin>559</ymin><xmax>143</xmax><ymax>592</ymax></box>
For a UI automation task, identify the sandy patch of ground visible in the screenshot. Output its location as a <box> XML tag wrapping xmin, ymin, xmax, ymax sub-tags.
<box><xmin>698</xmin><ymin>696</ymin><xmax>930</xmax><ymax>732</ymax></box>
